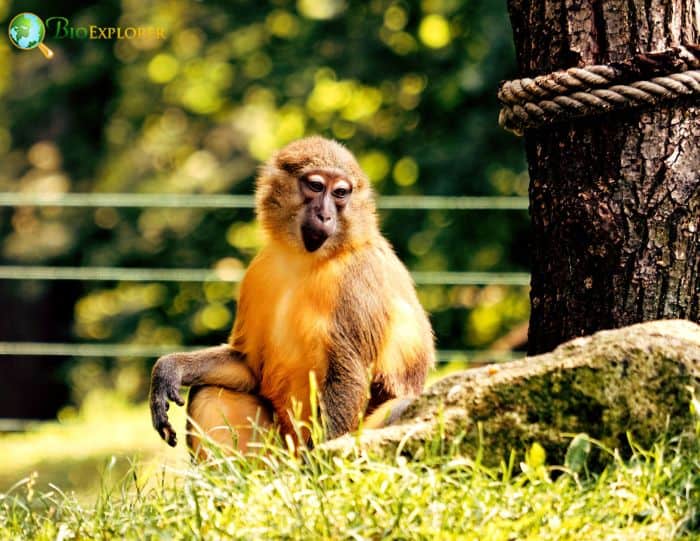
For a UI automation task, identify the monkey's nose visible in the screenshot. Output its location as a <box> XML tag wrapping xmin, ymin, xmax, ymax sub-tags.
<box><xmin>311</xmin><ymin>214</ymin><xmax>335</xmax><ymax>236</ymax></box>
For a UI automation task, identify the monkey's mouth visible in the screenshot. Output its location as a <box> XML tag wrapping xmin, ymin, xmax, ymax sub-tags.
<box><xmin>301</xmin><ymin>224</ymin><xmax>330</xmax><ymax>252</ymax></box>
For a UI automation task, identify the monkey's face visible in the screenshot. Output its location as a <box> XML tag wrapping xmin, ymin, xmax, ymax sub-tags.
<box><xmin>298</xmin><ymin>170</ymin><xmax>350</xmax><ymax>252</ymax></box>
<box><xmin>256</xmin><ymin>137</ymin><xmax>377</xmax><ymax>256</ymax></box>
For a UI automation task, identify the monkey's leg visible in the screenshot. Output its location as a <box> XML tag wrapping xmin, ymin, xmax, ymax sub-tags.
<box><xmin>187</xmin><ymin>387</ymin><xmax>274</xmax><ymax>461</ymax></box>
<box><xmin>150</xmin><ymin>345</ymin><xmax>257</xmax><ymax>446</ymax></box>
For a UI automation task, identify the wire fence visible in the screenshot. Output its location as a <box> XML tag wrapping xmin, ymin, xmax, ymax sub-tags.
<box><xmin>0</xmin><ymin>192</ymin><xmax>529</xmax><ymax>210</ymax></box>
<box><xmin>0</xmin><ymin>192</ymin><xmax>530</xmax><ymax>429</ymax></box>
<box><xmin>0</xmin><ymin>192</ymin><xmax>530</xmax><ymax>283</ymax></box>
<box><xmin>0</xmin><ymin>265</ymin><xmax>530</xmax><ymax>286</ymax></box>
<box><xmin>0</xmin><ymin>419</ymin><xmax>31</xmax><ymax>432</ymax></box>
<box><xmin>0</xmin><ymin>341</ymin><xmax>524</xmax><ymax>364</ymax></box>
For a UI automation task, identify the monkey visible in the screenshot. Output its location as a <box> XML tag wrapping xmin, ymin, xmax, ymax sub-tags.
<box><xmin>149</xmin><ymin>136</ymin><xmax>435</xmax><ymax>457</ymax></box>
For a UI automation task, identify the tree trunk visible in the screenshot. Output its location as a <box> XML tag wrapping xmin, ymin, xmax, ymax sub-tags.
<box><xmin>506</xmin><ymin>0</ymin><xmax>700</xmax><ymax>354</ymax></box>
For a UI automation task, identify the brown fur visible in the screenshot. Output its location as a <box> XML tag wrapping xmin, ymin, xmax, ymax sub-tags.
<box><xmin>150</xmin><ymin>136</ymin><xmax>435</xmax><ymax>455</ymax></box>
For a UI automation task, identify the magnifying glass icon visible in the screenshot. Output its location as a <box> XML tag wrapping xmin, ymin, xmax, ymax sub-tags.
<box><xmin>8</xmin><ymin>12</ymin><xmax>54</xmax><ymax>59</ymax></box>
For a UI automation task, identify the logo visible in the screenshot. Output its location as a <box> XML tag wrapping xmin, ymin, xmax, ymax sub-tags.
<box><xmin>45</xmin><ymin>17</ymin><xmax>166</xmax><ymax>41</ymax></box>
<box><xmin>8</xmin><ymin>12</ymin><xmax>54</xmax><ymax>58</ymax></box>
<box><xmin>8</xmin><ymin>13</ymin><xmax>166</xmax><ymax>60</ymax></box>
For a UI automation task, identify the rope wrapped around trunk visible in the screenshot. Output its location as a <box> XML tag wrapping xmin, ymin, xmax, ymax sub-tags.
<box><xmin>498</xmin><ymin>45</ymin><xmax>700</xmax><ymax>135</ymax></box>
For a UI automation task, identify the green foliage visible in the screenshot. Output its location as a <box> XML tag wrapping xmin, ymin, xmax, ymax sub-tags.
<box><xmin>0</xmin><ymin>0</ymin><xmax>527</xmax><ymax>402</ymax></box>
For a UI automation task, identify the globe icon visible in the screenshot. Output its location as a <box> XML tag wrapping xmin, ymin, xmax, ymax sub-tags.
<box><xmin>8</xmin><ymin>12</ymin><xmax>45</xmax><ymax>50</ymax></box>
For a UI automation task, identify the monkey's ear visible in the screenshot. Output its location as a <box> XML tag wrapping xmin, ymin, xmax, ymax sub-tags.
<box><xmin>279</xmin><ymin>161</ymin><xmax>300</xmax><ymax>175</ymax></box>
<box><xmin>275</xmin><ymin>147</ymin><xmax>307</xmax><ymax>176</ymax></box>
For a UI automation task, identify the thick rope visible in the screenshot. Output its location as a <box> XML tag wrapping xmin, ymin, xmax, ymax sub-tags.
<box><xmin>498</xmin><ymin>45</ymin><xmax>700</xmax><ymax>135</ymax></box>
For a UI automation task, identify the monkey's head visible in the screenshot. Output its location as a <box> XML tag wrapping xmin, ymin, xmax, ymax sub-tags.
<box><xmin>256</xmin><ymin>136</ymin><xmax>378</xmax><ymax>256</ymax></box>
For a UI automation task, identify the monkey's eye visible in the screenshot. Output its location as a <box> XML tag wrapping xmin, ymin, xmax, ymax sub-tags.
<box><xmin>333</xmin><ymin>188</ymin><xmax>349</xmax><ymax>198</ymax></box>
<box><xmin>305</xmin><ymin>177</ymin><xmax>325</xmax><ymax>193</ymax></box>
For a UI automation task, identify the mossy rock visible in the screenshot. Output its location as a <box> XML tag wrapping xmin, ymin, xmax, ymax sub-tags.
<box><xmin>325</xmin><ymin>320</ymin><xmax>700</xmax><ymax>466</ymax></box>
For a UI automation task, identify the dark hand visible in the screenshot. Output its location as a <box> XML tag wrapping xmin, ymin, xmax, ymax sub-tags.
<box><xmin>149</xmin><ymin>354</ymin><xmax>186</xmax><ymax>447</ymax></box>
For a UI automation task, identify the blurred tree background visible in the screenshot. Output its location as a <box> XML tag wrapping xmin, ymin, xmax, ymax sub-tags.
<box><xmin>0</xmin><ymin>0</ymin><xmax>528</xmax><ymax>419</ymax></box>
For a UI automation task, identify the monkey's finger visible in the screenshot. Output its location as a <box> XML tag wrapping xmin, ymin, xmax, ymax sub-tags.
<box><xmin>166</xmin><ymin>385</ymin><xmax>185</xmax><ymax>407</ymax></box>
<box><xmin>161</xmin><ymin>425</ymin><xmax>178</xmax><ymax>447</ymax></box>
<box><xmin>150</xmin><ymin>396</ymin><xmax>175</xmax><ymax>440</ymax></box>
<box><xmin>157</xmin><ymin>422</ymin><xmax>177</xmax><ymax>447</ymax></box>
<box><xmin>152</xmin><ymin>409</ymin><xmax>178</xmax><ymax>446</ymax></box>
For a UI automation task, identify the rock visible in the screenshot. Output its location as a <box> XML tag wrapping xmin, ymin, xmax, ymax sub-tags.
<box><xmin>324</xmin><ymin>320</ymin><xmax>700</xmax><ymax>466</ymax></box>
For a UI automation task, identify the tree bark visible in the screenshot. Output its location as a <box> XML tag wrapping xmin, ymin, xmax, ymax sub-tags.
<box><xmin>506</xmin><ymin>0</ymin><xmax>700</xmax><ymax>354</ymax></box>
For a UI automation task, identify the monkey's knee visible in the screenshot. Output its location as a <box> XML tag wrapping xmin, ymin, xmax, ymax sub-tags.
<box><xmin>187</xmin><ymin>387</ymin><xmax>274</xmax><ymax>461</ymax></box>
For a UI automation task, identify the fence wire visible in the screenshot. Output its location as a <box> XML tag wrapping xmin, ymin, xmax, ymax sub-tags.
<box><xmin>0</xmin><ymin>192</ymin><xmax>529</xmax><ymax>210</ymax></box>
<box><xmin>0</xmin><ymin>265</ymin><xmax>530</xmax><ymax>285</ymax></box>
<box><xmin>0</xmin><ymin>191</ymin><xmax>529</xmax><ymax>428</ymax></box>
<box><xmin>0</xmin><ymin>341</ymin><xmax>523</xmax><ymax>364</ymax></box>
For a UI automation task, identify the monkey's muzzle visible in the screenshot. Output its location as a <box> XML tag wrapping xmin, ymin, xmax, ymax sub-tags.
<box><xmin>301</xmin><ymin>222</ymin><xmax>334</xmax><ymax>252</ymax></box>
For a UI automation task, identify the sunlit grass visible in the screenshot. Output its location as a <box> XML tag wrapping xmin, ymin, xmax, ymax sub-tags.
<box><xmin>1</xmin><ymin>395</ymin><xmax>699</xmax><ymax>540</ymax></box>
<box><xmin>0</xmin><ymin>391</ymin><xmax>188</xmax><ymax>499</ymax></box>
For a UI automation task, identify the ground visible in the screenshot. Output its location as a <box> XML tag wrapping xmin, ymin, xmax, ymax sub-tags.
<box><xmin>1</xmin><ymin>387</ymin><xmax>699</xmax><ymax>540</ymax></box>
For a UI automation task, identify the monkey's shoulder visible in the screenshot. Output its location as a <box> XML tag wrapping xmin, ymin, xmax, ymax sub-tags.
<box><xmin>342</xmin><ymin>238</ymin><xmax>412</xmax><ymax>286</ymax></box>
<box><xmin>332</xmin><ymin>237</ymin><xmax>421</xmax><ymax>305</ymax></box>
<box><xmin>328</xmin><ymin>239</ymin><xmax>433</xmax><ymax>365</ymax></box>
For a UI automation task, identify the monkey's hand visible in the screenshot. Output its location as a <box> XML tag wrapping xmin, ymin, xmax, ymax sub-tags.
<box><xmin>149</xmin><ymin>345</ymin><xmax>257</xmax><ymax>446</ymax></box>
<box><xmin>150</xmin><ymin>354</ymin><xmax>186</xmax><ymax>447</ymax></box>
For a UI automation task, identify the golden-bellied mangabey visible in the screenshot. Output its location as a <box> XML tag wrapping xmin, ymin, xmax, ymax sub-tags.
<box><xmin>150</xmin><ymin>136</ymin><xmax>435</xmax><ymax>458</ymax></box>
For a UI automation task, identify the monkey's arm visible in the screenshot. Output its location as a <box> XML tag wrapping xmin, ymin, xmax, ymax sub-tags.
<box><xmin>318</xmin><ymin>247</ymin><xmax>390</xmax><ymax>440</ymax></box>
<box><xmin>319</xmin><ymin>243</ymin><xmax>434</xmax><ymax>440</ymax></box>
<box><xmin>149</xmin><ymin>345</ymin><xmax>256</xmax><ymax>446</ymax></box>
<box><xmin>321</xmin><ymin>355</ymin><xmax>370</xmax><ymax>439</ymax></box>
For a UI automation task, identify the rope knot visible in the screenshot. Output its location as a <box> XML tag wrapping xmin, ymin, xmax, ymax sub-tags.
<box><xmin>498</xmin><ymin>45</ymin><xmax>700</xmax><ymax>135</ymax></box>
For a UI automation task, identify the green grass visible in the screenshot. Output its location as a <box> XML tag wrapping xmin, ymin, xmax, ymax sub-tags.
<box><xmin>1</xmin><ymin>397</ymin><xmax>700</xmax><ymax>540</ymax></box>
